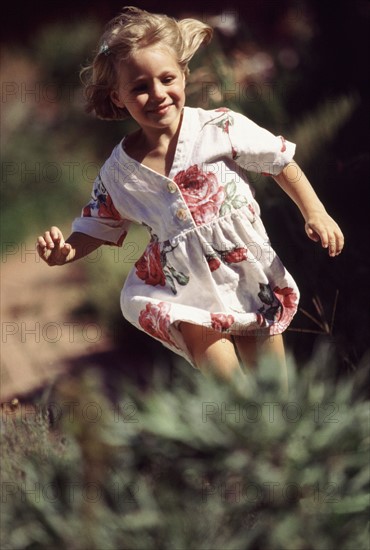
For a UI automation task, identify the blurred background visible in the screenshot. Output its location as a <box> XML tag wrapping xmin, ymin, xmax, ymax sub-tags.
<box><xmin>1</xmin><ymin>0</ymin><xmax>370</xmax><ymax>400</ymax></box>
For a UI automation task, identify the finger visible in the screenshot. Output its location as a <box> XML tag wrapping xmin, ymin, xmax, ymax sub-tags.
<box><xmin>36</xmin><ymin>242</ymin><xmax>45</xmax><ymax>257</ymax></box>
<box><xmin>37</xmin><ymin>235</ymin><xmax>47</xmax><ymax>248</ymax></box>
<box><xmin>327</xmin><ymin>225</ymin><xmax>344</xmax><ymax>256</ymax></box>
<box><xmin>328</xmin><ymin>237</ymin><xmax>337</xmax><ymax>257</ymax></box>
<box><xmin>36</xmin><ymin>239</ymin><xmax>53</xmax><ymax>260</ymax></box>
<box><xmin>50</xmin><ymin>226</ymin><xmax>63</xmax><ymax>243</ymax></box>
<box><xmin>42</xmin><ymin>231</ymin><xmax>55</xmax><ymax>248</ymax></box>
<box><xmin>335</xmin><ymin>230</ymin><xmax>345</xmax><ymax>256</ymax></box>
<box><xmin>60</xmin><ymin>242</ymin><xmax>72</xmax><ymax>257</ymax></box>
<box><xmin>305</xmin><ymin>223</ymin><xmax>320</xmax><ymax>242</ymax></box>
<box><xmin>320</xmin><ymin>229</ymin><xmax>329</xmax><ymax>250</ymax></box>
<box><xmin>36</xmin><ymin>242</ymin><xmax>51</xmax><ymax>261</ymax></box>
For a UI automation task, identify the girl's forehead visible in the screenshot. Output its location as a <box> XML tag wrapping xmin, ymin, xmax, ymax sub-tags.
<box><xmin>117</xmin><ymin>46</ymin><xmax>181</xmax><ymax>76</ymax></box>
<box><xmin>129</xmin><ymin>45</ymin><xmax>178</xmax><ymax>64</ymax></box>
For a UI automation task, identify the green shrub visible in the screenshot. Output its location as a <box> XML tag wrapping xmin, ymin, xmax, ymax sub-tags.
<box><xmin>1</xmin><ymin>345</ymin><xmax>369</xmax><ymax>550</ymax></box>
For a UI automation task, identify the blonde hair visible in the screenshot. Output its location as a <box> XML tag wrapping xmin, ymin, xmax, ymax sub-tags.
<box><xmin>81</xmin><ymin>6</ymin><xmax>213</xmax><ymax>120</ymax></box>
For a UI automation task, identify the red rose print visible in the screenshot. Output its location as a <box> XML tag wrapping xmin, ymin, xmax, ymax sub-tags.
<box><xmin>232</xmin><ymin>146</ymin><xmax>238</xmax><ymax>160</ymax></box>
<box><xmin>273</xmin><ymin>286</ymin><xmax>298</xmax><ymax>330</ymax></box>
<box><xmin>248</xmin><ymin>204</ymin><xmax>256</xmax><ymax>217</ymax></box>
<box><xmin>211</xmin><ymin>313</ymin><xmax>235</xmax><ymax>332</ymax></box>
<box><xmin>274</xmin><ymin>286</ymin><xmax>298</xmax><ymax>309</ymax></box>
<box><xmin>98</xmin><ymin>194</ymin><xmax>122</xmax><ymax>220</ymax></box>
<box><xmin>139</xmin><ymin>302</ymin><xmax>178</xmax><ymax>348</ymax></box>
<box><xmin>213</xmin><ymin>109</ymin><xmax>234</xmax><ymax>134</ymax></box>
<box><xmin>257</xmin><ymin>282</ymin><xmax>298</xmax><ymax>332</ymax></box>
<box><xmin>207</xmin><ymin>256</ymin><xmax>221</xmax><ymax>272</ymax></box>
<box><xmin>223</xmin><ymin>247</ymin><xmax>248</xmax><ymax>264</ymax></box>
<box><xmin>174</xmin><ymin>165</ymin><xmax>225</xmax><ymax>225</ymax></box>
<box><xmin>279</xmin><ymin>136</ymin><xmax>287</xmax><ymax>153</ymax></box>
<box><xmin>135</xmin><ymin>241</ymin><xmax>166</xmax><ymax>287</ymax></box>
<box><xmin>83</xmin><ymin>192</ymin><xmax>122</xmax><ymax>220</ymax></box>
<box><xmin>82</xmin><ymin>205</ymin><xmax>91</xmax><ymax>217</ymax></box>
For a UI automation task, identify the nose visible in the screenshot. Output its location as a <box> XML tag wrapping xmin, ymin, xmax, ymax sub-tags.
<box><xmin>151</xmin><ymin>80</ymin><xmax>166</xmax><ymax>101</ymax></box>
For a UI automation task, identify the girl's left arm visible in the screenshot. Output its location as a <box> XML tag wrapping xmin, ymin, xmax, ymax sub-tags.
<box><xmin>273</xmin><ymin>161</ymin><xmax>344</xmax><ymax>257</ymax></box>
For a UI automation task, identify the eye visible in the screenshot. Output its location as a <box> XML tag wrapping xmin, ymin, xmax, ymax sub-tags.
<box><xmin>132</xmin><ymin>83</ymin><xmax>148</xmax><ymax>93</ymax></box>
<box><xmin>162</xmin><ymin>75</ymin><xmax>175</xmax><ymax>84</ymax></box>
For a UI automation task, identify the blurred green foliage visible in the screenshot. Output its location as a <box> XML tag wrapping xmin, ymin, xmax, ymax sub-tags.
<box><xmin>1</xmin><ymin>20</ymin><xmax>130</xmax><ymax>244</ymax></box>
<box><xmin>1</xmin><ymin>347</ymin><xmax>369</xmax><ymax>549</ymax></box>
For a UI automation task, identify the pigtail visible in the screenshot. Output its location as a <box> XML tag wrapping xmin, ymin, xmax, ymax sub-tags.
<box><xmin>177</xmin><ymin>19</ymin><xmax>213</xmax><ymax>74</ymax></box>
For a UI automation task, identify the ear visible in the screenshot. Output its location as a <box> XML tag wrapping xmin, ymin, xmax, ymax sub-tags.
<box><xmin>110</xmin><ymin>90</ymin><xmax>125</xmax><ymax>109</ymax></box>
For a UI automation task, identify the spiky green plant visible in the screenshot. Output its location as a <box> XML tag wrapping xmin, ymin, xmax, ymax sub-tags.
<box><xmin>1</xmin><ymin>345</ymin><xmax>369</xmax><ymax>550</ymax></box>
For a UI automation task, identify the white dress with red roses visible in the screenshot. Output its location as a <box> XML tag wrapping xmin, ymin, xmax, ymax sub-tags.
<box><xmin>72</xmin><ymin>107</ymin><xmax>299</xmax><ymax>366</ymax></box>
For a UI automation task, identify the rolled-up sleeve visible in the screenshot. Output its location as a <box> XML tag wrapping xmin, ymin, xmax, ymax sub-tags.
<box><xmin>72</xmin><ymin>174</ymin><xmax>131</xmax><ymax>246</ymax></box>
<box><xmin>229</xmin><ymin>111</ymin><xmax>296</xmax><ymax>176</ymax></box>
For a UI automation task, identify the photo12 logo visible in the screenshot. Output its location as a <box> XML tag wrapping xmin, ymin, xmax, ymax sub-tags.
<box><xmin>202</xmin><ymin>400</ymin><xmax>340</xmax><ymax>424</ymax></box>
<box><xmin>201</xmin><ymin>478</ymin><xmax>340</xmax><ymax>505</ymax></box>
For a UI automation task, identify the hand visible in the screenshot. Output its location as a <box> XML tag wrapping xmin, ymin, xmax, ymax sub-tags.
<box><xmin>304</xmin><ymin>211</ymin><xmax>344</xmax><ymax>257</ymax></box>
<box><xmin>36</xmin><ymin>226</ymin><xmax>73</xmax><ymax>266</ymax></box>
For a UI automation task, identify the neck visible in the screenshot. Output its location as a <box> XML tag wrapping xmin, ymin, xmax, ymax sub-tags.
<box><xmin>123</xmin><ymin>110</ymin><xmax>184</xmax><ymax>176</ymax></box>
<box><xmin>139</xmin><ymin>110</ymin><xmax>184</xmax><ymax>151</ymax></box>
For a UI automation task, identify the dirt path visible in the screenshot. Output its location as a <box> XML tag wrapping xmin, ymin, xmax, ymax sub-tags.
<box><xmin>1</xmin><ymin>241</ymin><xmax>112</xmax><ymax>403</ymax></box>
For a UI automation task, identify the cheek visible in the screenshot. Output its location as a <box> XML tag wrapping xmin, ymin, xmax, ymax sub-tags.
<box><xmin>174</xmin><ymin>83</ymin><xmax>186</xmax><ymax>98</ymax></box>
<box><xmin>127</xmin><ymin>96</ymin><xmax>146</xmax><ymax>110</ymax></box>
<box><xmin>136</xmin><ymin>96</ymin><xmax>149</xmax><ymax>109</ymax></box>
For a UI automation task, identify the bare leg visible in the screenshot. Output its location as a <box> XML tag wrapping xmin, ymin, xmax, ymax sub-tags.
<box><xmin>180</xmin><ymin>322</ymin><xmax>243</xmax><ymax>381</ymax></box>
<box><xmin>234</xmin><ymin>332</ymin><xmax>288</xmax><ymax>393</ymax></box>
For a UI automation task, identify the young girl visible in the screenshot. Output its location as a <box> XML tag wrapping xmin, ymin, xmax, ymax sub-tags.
<box><xmin>37</xmin><ymin>6</ymin><xmax>344</xmax><ymax>382</ymax></box>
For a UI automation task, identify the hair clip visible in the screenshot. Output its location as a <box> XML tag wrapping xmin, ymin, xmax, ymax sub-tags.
<box><xmin>99</xmin><ymin>42</ymin><xmax>111</xmax><ymax>56</ymax></box>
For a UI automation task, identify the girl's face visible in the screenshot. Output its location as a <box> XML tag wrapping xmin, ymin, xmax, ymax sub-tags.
<box><xmin>111</xmin><ymin>46</ymin><xmax>186</xmax><ymax>135</ymax></box>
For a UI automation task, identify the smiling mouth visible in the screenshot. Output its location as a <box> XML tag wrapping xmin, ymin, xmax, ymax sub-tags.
<box><xmin>148</xmin><ymin>104</ymin><xmax>173</xmax><ymax>114</ymax></box>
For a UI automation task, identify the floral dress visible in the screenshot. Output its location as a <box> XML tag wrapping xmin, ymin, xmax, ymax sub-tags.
<box><xmin>72</xmin><ymin>107</ymin><xmax>299</xmax><ymax>366</ymax></box>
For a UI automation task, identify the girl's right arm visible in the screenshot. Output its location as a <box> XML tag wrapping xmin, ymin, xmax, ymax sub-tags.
<box><xmin>37</xmin><ymin>226</ymin><xmax>105</xmax><ymax>266</ymax></box>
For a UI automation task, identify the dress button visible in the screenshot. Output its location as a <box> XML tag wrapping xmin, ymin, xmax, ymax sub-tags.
<box><xmin>176</xmin><ymin>208</ymin><xmax>188</xmax><ymax>221</ymax></box>
<box><xmin>167</xmin><ymin>182</ymin><xmax>177</xmax><ymax>193</ymax></box>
